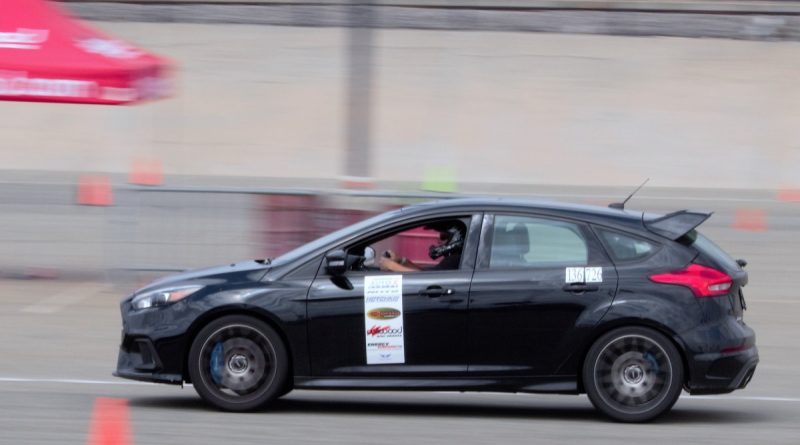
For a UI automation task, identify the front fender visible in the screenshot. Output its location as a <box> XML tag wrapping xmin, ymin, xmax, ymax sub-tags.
<box><xmin>181</xmin><ymin>282</ymin><xmax>310</xmax><ymax>378</ymax></box>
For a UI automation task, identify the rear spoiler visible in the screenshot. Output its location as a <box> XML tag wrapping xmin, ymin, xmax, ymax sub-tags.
<box><xmin>644</xmin><ymin>210</ymin><xmax>713</xmax><ymax>240</ymax></box>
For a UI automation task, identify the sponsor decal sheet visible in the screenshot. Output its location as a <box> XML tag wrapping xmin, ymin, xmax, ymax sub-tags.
<box><xmin>364</xmin><ymin>275</ymin><xmax>405</xmax><ymax>364</ymax></box>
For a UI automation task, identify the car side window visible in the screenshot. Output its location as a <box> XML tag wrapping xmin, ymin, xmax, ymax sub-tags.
<box><xmin>489</xmin><ymin>215</ymin><xmax>588</xmax><ymax>269</ymax></box>
<box><xmin>596</xmin><ymin>228</ymin><xmax>658</xmax><ymax>262</ymax></box>
<box><xmin>347</xmin><ymin>217</ymin><xmax>471</xmax><ymax>273</ymax></box>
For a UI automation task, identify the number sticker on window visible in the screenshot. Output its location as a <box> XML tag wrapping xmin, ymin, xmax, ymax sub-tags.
<box><xmin>565</xmin><ymin>267</ymin><xmax>603</xmax><ymax>283</ymax></box>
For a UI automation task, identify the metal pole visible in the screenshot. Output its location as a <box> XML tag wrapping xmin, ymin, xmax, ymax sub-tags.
<box><xmin>343</xmin><ymin>0</ymin><xmax>374</xmax><ymax>182</ymax></box>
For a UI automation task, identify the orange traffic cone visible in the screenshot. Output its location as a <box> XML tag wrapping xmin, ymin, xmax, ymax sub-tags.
<box><xmin>87</xmin><ymin>398</ymin><xmax>132</xmax><ymax>445</ymax></box>
<box><xmin>339</xmin><ymin>176</ymin><xmax>374</xmax><ymax>190</ymax></box>
<box><xmin>732</xmin><ymin>208</ymin><xmax>767</xmax><ymax>232</ymax></box>
<box><xmin>129</xmin><ymin>159</ymin><xmax>163</xmax><ymax>186</ymax></box>
<box><xmin>77</xmin><ymin>175</ymin><xmax>113</xmax><ymax>206</ymax></box>
<box><xmin>777</xmin><ymin>188</ymin><xmax>800</xmax><ymax>203</ymax></box>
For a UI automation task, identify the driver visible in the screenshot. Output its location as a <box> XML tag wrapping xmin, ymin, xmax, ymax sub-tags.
<box><xmin>378</xmin><ymin>224</ymin><xmax>464</xmax><ymax>272</ymax></box>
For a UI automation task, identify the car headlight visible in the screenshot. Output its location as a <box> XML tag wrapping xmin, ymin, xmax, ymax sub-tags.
<box><xmin>131</xmin><ymin>285</ymin><xmax>204</xmax><ymax>310</ymax></box>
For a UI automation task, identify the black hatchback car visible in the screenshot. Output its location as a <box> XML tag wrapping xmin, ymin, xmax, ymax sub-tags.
<box><xmin>115</xmin><ymin>198</ymin><xmax>758</xmax><ymax>422</ymax></box>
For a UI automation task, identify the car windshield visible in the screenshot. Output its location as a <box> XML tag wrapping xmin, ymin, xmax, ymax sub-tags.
<box><xmin>270</xmin><ymin>207</ymin><xmax>404</xmax><ymax>265</ymax></box>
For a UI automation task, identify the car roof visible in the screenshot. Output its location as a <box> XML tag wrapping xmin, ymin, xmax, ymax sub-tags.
<box><xmin>269</xmin><ymin>197</ymin><xmax>652</xmax><ymax>273</ymax></box>
<box><xmin>398</xmin><ymin>197</ymin><xmax>646</xmax><ymax>229</ymax></box>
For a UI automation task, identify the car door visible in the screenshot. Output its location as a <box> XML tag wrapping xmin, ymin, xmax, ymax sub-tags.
<box><xmin>307</xmin><ymin>213</ymin><xmax>482</xmax><ymax>377</ymax></box>
<box><xmin>467</xmin><ymin>213</ymin><xmax>617</xmax><ymax>376</ymax></box>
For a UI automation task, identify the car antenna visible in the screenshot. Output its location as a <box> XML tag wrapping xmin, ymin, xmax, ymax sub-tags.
<box><xmin>609</xmin><ymin>178</ymin><xmax>649</xmax><ymax>210</ymax></box>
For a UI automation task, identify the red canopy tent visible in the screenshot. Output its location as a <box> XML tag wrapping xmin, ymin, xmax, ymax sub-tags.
<box><xmin>0</xmin><ymin>0</ymin><xmax>170</xmax><ymax>105</ymax></box>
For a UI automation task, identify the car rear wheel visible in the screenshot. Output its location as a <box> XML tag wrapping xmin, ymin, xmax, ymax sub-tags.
<box><xmin>188</xmin><ymin>315</ymin><xmax>288</xmax><ymax>411</ymax></box>
<box><xmin>583</xmin><ymin>326</ymin><xmax>684</xmax><ymax>422</ymax></box>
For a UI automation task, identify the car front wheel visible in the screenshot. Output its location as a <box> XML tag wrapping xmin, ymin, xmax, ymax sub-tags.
<box><xmin>583</xmin><ymin>326</ymin><xmax>684</xmax><ymax>422</ymax></box>
<box><xmin>188</xmin><ymin>315</ymin><xmax>288</xmax><ymax>411</ymax></box>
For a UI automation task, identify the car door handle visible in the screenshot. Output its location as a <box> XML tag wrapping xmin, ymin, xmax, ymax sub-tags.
<box><xmin>562</xmin><ymin>283</ymin><xmax>600</xmax><ymax>293</ymax></box>
<box><xmin>420</xmin><ymin>285</ymin><xmax>455</xmax><ymax>298</ymax></box>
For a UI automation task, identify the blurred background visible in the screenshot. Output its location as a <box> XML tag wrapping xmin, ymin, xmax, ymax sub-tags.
<box><xmin>1</xmin><ymin>1</ymin><xmax>800</xmax><ymax>444</ymax></box>
<box><xmin>2</xmin><ymin>0</ymin><xmax>799</xmax><ymax>281</ymax></box>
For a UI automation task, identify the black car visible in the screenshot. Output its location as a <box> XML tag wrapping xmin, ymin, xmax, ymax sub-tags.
<box><xmin>115</xmin><ymin>198</ymin><xmax>758</xmax><ymax>422</ymax></box>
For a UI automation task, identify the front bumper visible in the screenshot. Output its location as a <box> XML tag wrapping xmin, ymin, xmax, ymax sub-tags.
<box><xmin>114</xmin><ymin>296</ymin><xmax>195</xmax><ymax>385</ymax></box>
<box><xmin>114</xmin><ymin>336</ymin><xmax>184</xmax><ymax>385</ymax></box>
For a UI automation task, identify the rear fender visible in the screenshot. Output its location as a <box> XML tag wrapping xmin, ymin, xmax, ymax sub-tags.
<box><xmin>563</xmin><ymin>294</ymin><xmax>697</xmax><ymax>390</ymax></box>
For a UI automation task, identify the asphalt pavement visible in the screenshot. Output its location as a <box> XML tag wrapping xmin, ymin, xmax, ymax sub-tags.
<box><xmin>0</xmin><ymin>191</ymin><xmax>799</xmax><ymax>444</ymax></box>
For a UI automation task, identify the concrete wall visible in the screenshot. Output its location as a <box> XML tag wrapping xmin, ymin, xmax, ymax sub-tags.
<box><xmin>68</xmin><ymin>3</ymin><xmax>800</xmax><ymax>41</ymax></box>
<box><xmin>1</xmin><ymin>22</ymin><xmax>799</xmax><ymax>189</ymax></box>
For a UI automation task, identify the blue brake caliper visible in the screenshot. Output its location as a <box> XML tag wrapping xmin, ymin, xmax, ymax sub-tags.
<box><xmin>210</xmin><ymin>342</ymin><xmax>224</xmax><ymax>385</ymax></box>
<box><xmin>643</xmin><ymin>351</ymin><xmax>660</xmax><ymax>374</ymax></box>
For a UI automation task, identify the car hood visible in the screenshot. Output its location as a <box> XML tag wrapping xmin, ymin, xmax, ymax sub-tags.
<box><xmin>135</xmin><ymin>260</ymin><xmax>269</xmax><ymax>295</ymax></box>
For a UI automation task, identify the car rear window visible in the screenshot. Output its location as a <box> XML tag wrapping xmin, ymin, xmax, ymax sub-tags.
<box><xmin>596</xmin><ymin>228</ymin><xmax>657</xmax><ymax>262</ymax></box>
<box><xmin>681</xmin><ymin>230</ymin><xmax>741</xmax><ymax>271</ymax></box>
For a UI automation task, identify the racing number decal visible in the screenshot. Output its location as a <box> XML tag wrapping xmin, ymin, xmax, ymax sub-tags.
<box><xmin>565</xmin><ymin>267</ymin><xmax>603</xmax><ymax>283</ymax></box>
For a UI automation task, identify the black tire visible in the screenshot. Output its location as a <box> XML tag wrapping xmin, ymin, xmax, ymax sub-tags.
<box><xmin>583</xmin><ymin>326</ymin><xmax>684</xmax><ymax>422</ymax></box>
<box><xmin>188</xmin><ymin>315</ymin><xmax>289</xmax><ymax>411</ymax></box>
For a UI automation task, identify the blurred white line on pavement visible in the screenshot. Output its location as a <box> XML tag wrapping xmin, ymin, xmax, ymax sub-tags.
<box><xmin>437</xmin><ymin>392</ymin><xmax>800</xmax><ymax>402</ymax></box>
<box><xmin>685</xmin><ymin>396</ymin><xmax>800</xmax><ymax>403</ymax></box>
<box><xmin>0</xmin><ymin>380</ymin><xmax>796</xmax><ymax>403</ymax></box>
<box><xmin>20</xmin><ymin>282</ymin><xmax>110</xmax><ymax>314</ymax></box>
<box><xmin>0</xmin><ymin>377</ymin><xmax>147</xmax><ymax>385</ymax></box>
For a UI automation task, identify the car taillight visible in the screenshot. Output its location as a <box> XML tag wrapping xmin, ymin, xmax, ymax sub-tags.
<box><xmin>649</xmin><ymin>264</ymin><xmax>733</xmax><ymax>297</ymax></box>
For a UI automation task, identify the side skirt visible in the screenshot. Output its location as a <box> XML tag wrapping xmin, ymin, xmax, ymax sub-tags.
<box><xmin>294</xmin><ymin>376</ymin><xmax>579</xmax><ymax>394</ymax></box>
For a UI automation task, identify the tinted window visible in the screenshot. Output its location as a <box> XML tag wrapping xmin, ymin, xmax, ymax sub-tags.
<box><xmin>597</xmin><ymin>229</ymin><xmax>657</xmax><ymax>262</ymax></box>
<box><xmin>490</xmin><ymin>215</ymin><xmax>588</xmax><ymax>268</ymax></box>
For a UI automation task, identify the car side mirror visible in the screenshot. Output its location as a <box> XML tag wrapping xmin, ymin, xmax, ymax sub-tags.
<box><xmin>325</xmin><ymin>249</ymin><xmax>348</xmax><ymax>276</ymax></box>
<box><xmin>363</xmin><ymin>246</ymin><xmax>376</xmax><ymax>267</ymax></box>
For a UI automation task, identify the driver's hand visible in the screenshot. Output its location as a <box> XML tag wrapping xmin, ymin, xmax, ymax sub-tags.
<box><xmin>378</xmin><ymin>256</ymin><xmax>394</xmax><ymax>271</ymax></box>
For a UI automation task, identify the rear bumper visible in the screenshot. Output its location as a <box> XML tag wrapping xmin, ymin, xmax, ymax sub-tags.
<box><xmin>685</xmin><ymin>344</ymin><xmax>759</xmax><ymax>395</ymax></box>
